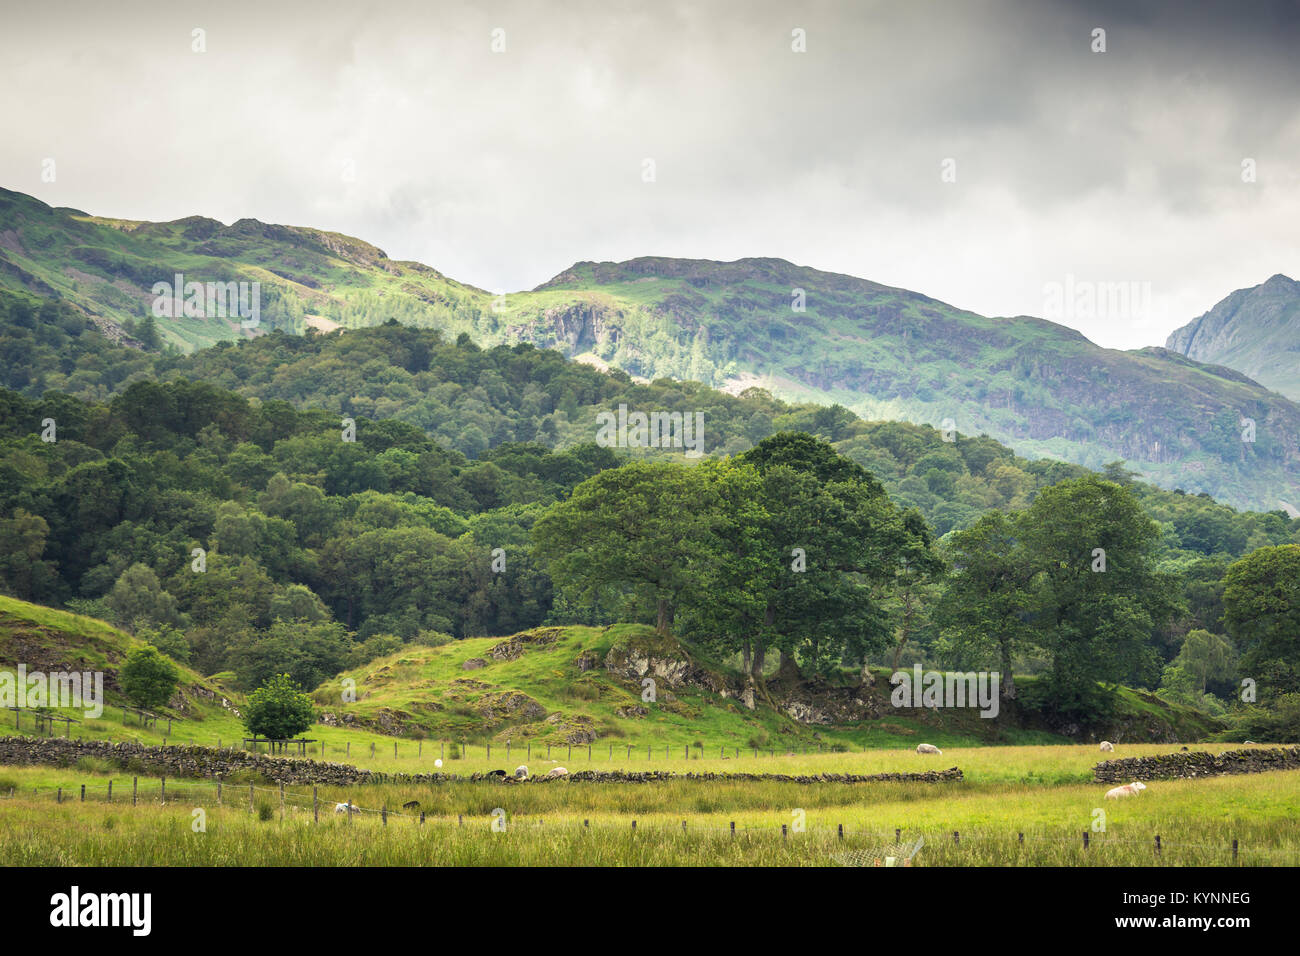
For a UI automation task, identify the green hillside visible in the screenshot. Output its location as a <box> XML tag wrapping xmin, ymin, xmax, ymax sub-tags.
<box><xmin>0</xmin><ymin>595</ymin><xmax>1222</xmax><ymax>752</ymax></box>
<box><xmin>0</xmin><ymin>186</ymin><xmax>488</xmax><ymax>353</ymax></box>
<box><xmin>2</xmin><ymin>187</ymin><xmax>1299</xmax><ymax>511</ymax></box>
<box><xmin>0</xmin><ymin>594</ymin><xmax>239</xmax><ymax>737</ymax></box>
<box><xmin>313</xmin><ymin>622</ymin><xmax>1222</xmax><ymax>749</ymax></box>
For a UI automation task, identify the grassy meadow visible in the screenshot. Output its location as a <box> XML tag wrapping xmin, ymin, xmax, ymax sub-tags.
<box><xmin>1</xmin><ymin>747</ymin><xmax>1296</xmax><ymax>866</ymax></box>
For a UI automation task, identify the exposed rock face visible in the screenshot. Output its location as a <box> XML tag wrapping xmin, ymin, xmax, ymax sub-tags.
<box><xmin>544</xmin><ymin>712</ymin><xmax>597</xmax><ymax>744</ymax></box>
<box><xmin>575</xmin><ymin>650</ymin><xmax>600</xmax><ymax>673</ymax></box>
<box><xmin>1165</xmin><ymin>274</ymin><xmax>1300</xmax><ymax>401</ymax></box>
<box><xmin>776</xmin><ymin>685</ymin><xmax>883</xmax><ymax>725</ymax></box>
<box><xmin>603</xmin><ymin>638</ymin><xmax>739</xmax><ymax>700</ymax></box>
<box><xmin>490</xmin><ymin>638</ymin><xmax>524</xmax><ymax>662</ymax></box>
<box><xmin>462</xmin><ymin>658</ymin><xmax>487</xmax><ymax>670</ymax></box>
<box><xmin>1094</xmin><ymin>746</ymin><xmax>1300</xmax><ymax>782</ymax></box>
<box><xmin>477</xmin><ymin>692</ymin><xmax>546</xmax><ymax>724</ymax></box>
<box><xmin>490</xmin><ymin>627</ymin><xmax>565</xmax><ymax>662</ymax></box>
<box><xmin>615</xmin><ymin>705</ymin><xmax>648</xmax><ymax>719</ymax></box>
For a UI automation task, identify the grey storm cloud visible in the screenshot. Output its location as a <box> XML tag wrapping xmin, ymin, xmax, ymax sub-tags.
<box><xmin>1</xmin><ymin>0</ymin><xmax>1297</xmax><ymax>349</ymax></box>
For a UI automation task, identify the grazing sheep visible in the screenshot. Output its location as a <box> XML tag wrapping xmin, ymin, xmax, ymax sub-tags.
<box><xmin>1099</xmin><ymin>741</ymin><xmax>1114</xmax><ymax>752</ymax></box>
<box><xmin>545</xmin><ymin>767</ymin><xmax>569</xmax><ymax>779</ymax></box>
<box><xmin>334</xmin><ymin>801</ymin><xmax>358</xmax><ymax>815</ymax></box>
<box><xmin>486</xmin><ymin>769</ymin><xmax>507</xmax><ymax>778</ymax></box>
<box><xmin>513</xmin><ymin>764</ymin><xmax>529</xmax><ymax>780</ymax></box>
<box><xmin>1244</xmin><ymin>740</ymin><xmax>1256</xmax><ymax>745</ymax></box>
<box><xmin>1104</xmin><ymin>781</ymin><xmax>1147</xmax><ymax>800</ymax></box>
<box><xmin>916</xmin><ymin>743</ymin><xmax>942</xmax><ymax>755</ymax></box>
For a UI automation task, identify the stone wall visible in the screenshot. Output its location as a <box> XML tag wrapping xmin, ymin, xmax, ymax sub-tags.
<box><xmin>0</xmin><ymin>735</ymin><xmax>962</xmax><ymax>786</ymax></box>
<box><xmin>1093</xmin><ymin>746</ymin><xmax>1300</xmax><ymax>782</ymax></box>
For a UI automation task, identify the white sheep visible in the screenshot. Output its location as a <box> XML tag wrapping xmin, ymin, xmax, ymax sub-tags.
<box><xmin>1104</xmin><ymin>781</ymin><xmax>1147</xmax><ymax>800</ymax></box>
<box><xmin>334</xmin><ymin>801</ymin><xmax>358</xmax><ymax>814</ymax></box>
<box><xmin>1099</xmin><ymin>741</ymin><xmax>1114</xmax><ymax>752</ymax></box>
<box><xmin>545</xmin><ymin>767</ymin><xmax>569</xmax><ymax>779</ymax></box>
<box><xmin>513</xmin><ymin>764</ymin><xmax>529</xmax><ymax>780</ymax></box>
<box><xmin>916</xmin><ymin>743</ymin><xmax>942</xmax><ymax>755</ymax></box>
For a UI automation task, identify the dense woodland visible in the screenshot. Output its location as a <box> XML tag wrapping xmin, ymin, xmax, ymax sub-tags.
<box><xmin>1</xmin><ymin>288</ymin><xmax>1298</xmax><ymax>738</ymax></box>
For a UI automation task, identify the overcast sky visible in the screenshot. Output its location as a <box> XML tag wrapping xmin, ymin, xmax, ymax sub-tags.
<box><xmin>2</xmin><ymin>0</ymin><xmax>1297</xmax><ymax>350</ymax></box>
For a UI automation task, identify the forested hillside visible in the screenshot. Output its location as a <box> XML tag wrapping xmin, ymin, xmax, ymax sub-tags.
<box><xmin>4</xmin><ymin>187</ymin><xmax>1299</xmax><ymax>511</ymax></box>
<box><xmin>1</xmin><ymin>311</ymin><xmax>1297</xmax><ymax>737</ymax></box>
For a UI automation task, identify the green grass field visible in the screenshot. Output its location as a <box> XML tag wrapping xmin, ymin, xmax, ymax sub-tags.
<box><xmin>0</xmin><ymin>758</ymin><xmax>1295</xmax><ymax>866</ymax></box>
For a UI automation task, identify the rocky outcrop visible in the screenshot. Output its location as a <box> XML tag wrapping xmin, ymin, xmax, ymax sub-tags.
<box><xmin>490</xmin><ymin>627</ymin><xmax>565</xmax><ymax>662</ymax></box>
<box><xmin>543</xmin><ymin>712</ymin><xmax>597</xmax><ymax>744</ymax></box>
<box><xmin>1093</xmin><ymin>746</ymin><xmax>1300</xmax><ymax>782</ymax></box>
<box><xmin>477</xmin><ymin>692</ymin><xmax>546</xmax><ymax>724</ymax></box>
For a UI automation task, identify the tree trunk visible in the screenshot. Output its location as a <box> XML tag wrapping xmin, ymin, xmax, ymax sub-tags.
<box><xmin>1000</xmin><ymin>637</ymin><xmax>1016</xmax><ymax>700</ymax></box>
<box><xmin>741</xmin><ymin>639</ymin><xmax>752</xmax><ymax>677</ymax></box>
<box><xmin>779</xmin><ymin>649</ymin><xmax>797</xmax><ymax>676</ymax></box>
<box><xmin>655</xmin><ymin>598</ymin><xmax>672</xmax><ymax>635</ymax></box>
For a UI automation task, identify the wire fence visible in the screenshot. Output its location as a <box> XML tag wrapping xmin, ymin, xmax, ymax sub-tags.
<box><xmin>3</xmin><ymin>777</ymin><xmax>1295</xmax><ymax>863</ymax></box>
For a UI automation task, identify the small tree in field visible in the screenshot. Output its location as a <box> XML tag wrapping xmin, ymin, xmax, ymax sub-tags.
<box><xmin>243</xmin><ymin>673</ymin><xmax>315</xmax><ymax>739</ymax></box>
<box><xmin>120</xmin><ymin>644</ymin><xmax>180</xmax><ymax>711</ymax></box>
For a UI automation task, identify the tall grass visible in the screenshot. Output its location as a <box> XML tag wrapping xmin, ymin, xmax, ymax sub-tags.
<box><xmin>1</xmin><ymin>763</ymin><xmax>1295</xmax><ymax>866</ymax></box>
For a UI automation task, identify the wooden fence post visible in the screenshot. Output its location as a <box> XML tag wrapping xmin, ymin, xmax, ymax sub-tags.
<box><xmin>1232</xmin><ymin>838</ymin><xmax>1238</xmax><ymax>863</ymax></box>
<box><xmin>953</xmin><ymin>831</ymin><xmax>959</xmax><ymax>845</ymax></box>
<box><xmin>133</xmin><ymin>777</ymin><xmax>138</xmax><ymax>806</ymax></box>
<box><xmin>107</xmin><ymin>780</ymin><xmax>112</xmax><ymax>802</ymax></box>
<box><xmin>313</xmin><ymin>787</ymin><xmax>318</xmax><ymax>822</ymax></box>
<box><xmin>1083</xmin><ymin>831</ymin><xmax>1089</xmax><ymax>850</ymax></box>
<box><xmin>57</xmin><ymin>787</ymin><xmax>62</xmax><ymax>803</ymax></box>
<box><xmin>249</xmin><ymin>784</ymin><xmax>254</xmax><ymax>813</ymax></box>
<box><xmin>730</xmin><ymin>821</ymin><xmax>735</xmax><ymax>839</ymax></box>
<box><xmin>381</xmin><ymin>807</ymin><xmax>387</xmax><ymax>825</ymax></box>
<box><xmin>1155</xmin><ymin>835</ymin><xmax>1161</xmax><ymax>855</ymax></box>
<box><xmin>80</xmin><ymin>784</ymin><xmax>85</xmax><ymax>802</ymax></box>
<box><xmin>837</xmin><ymin>823</ymin><xmax>844</xmax><ymax>841</ymax></box>
<box><xmin>782</xmin><ymin>824</ymin><xmax>788</xmax><ymax>841</ymax></box>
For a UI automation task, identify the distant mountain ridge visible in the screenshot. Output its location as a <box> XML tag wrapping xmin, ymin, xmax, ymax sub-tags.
<box><xmin>2</xmin><ymin>185</ymin><xmax>1298</xmax><ymax>512</ymax></box>
<box><xmin>1165</xmin><ymin>274</ymin><xmax>1300</xmax><ymax>402</ymax></box>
